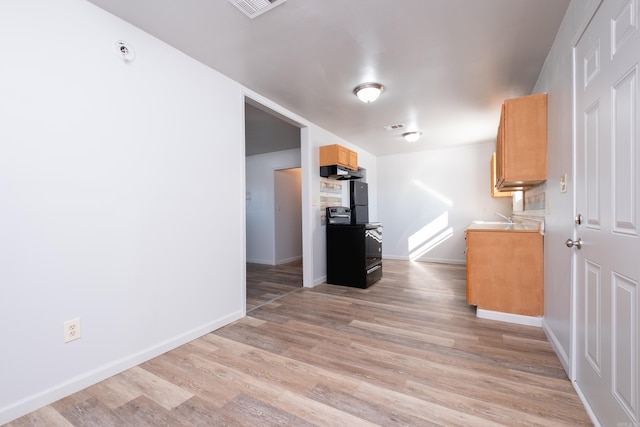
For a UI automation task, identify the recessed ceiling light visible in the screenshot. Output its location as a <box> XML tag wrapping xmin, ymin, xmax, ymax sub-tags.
<box><xmin>353</xmin><ymin>83</ymin><xmax>384</xmax><ymax>103</ymax></box>
<box><xmin>402</xmin><ymin>131</ymin><xmax>422</xmax><ymax>143</ymax></box>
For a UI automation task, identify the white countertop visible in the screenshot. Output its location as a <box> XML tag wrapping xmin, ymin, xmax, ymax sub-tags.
<box><xmin>465</xmin><ymin>219</ymin><xmax>543</xmax><ymax>233</ymax></box>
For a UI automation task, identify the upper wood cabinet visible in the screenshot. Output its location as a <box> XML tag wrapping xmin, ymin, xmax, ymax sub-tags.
<box><xmin>320</xmin><ymin>144</ymin><xmax>358</xmax><ymax>170</ymax></box>
<box><xmin>491</xmin><ymin>153</ymin><xmax>511</xmax><ymax>198</ymax></box>
<box><xmin>495</xmin><ymin>93</ymin><xmax>547</xmax><ymax>190</ymax></box>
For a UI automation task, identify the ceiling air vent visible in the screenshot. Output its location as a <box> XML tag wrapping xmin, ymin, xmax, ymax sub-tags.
<box><xmin>384</xmin><ymin>123</ymin><xmax>405</xmax><ymax>131</ymax></box>
<box><xmin>229</xmin><ymin>0</ymin><xmax>287</xmax><ymax>19</ymax></box>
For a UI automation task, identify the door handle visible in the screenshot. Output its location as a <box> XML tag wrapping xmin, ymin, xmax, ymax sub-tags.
<box><xmin>565</xmin><ymin>238</ymin><xmax>583</xmax><ymax>249</ymax></box>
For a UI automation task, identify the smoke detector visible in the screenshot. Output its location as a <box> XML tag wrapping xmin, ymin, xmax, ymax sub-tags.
<box><xmin>229</xmin><ymin>0</ymin><xmax>287</xmax><ymax>19</ymax></box>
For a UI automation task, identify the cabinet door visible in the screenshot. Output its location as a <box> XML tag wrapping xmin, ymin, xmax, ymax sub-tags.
<box><xmin>348</xmin><ymin>150</ymin><xmax>358</xmax><ymax>169</ymax></box>
<box><xmin>503</xmin><ymin>94</ymin><xmax>547</xmax><ymax>182</ymax></box>
<box><xmin>466</xmin><ymin>230</ymin><xmax>543</xmax><ymax>316</ymax></box>
<box><xmin>495</xmin><ymin>105</ymin><xmax>505</xmax><ymax>188</ymax></box>
<box><xmin>465</xmin><ymin>232</ymin><xmax>477</xmax><ymax>305</ymax></box>
<box><xmin>336</xmin><ymin>145</ymin><xmax>350</xmax><ymax>167</ymax></box>
<box><xmin>491</xmin><ymin>153</ymin><xmax>511</xmax><ymax>198</ymax></box>
<box><xmin>497</xmin><ymin>93</ymin><xmax>547</xmax><ymax>189</ymax></box>
<box><xmin>320</xmin><ymin>145</ymin><xmax>340</xmax><ymax>166</ymax></box>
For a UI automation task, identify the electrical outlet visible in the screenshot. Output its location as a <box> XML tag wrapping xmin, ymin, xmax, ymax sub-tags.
<box><xmin>63</xmin><ymin>318</ymin><xmax>82</xmax><ymax>343</ymax></box>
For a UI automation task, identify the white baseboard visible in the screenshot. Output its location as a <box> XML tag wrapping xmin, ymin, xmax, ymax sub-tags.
<box><xmin>542</xmin><ymin>318</ymin><xmax>571</xmax><ymax>378</ymax></box>
<box><xmin>246</xmin><ymin>258</ymin><xmax>273</xmax><ymax>265</ymax></box>
<box><xmin>379</xmin><ymin>255</ymin><xmax>409</xmax><ymax>261</ymax></box>
<box><xmin>476</xmin><ymin>309</ymin><xmax>543</xmax><ymax>327</ymax></box>
<box><xmin>572</xmin><ymin>381</ymin><xmax>603</xmax><ymax>427</ymax></box>
<box><xmin>276</xmin><ymin>255</ymin><xmax>302</xmax><ymax>265</ymax></box>
<box><xmin>0</xmin><ymin>310</ymin><xmax>244</xmax><ymax>425</ymax></box>
<box><xmin>541</xmin><ymin>322</ymin><xmax>601</xmax><ymax>426</ymax></box>
<box><xmin>311</xmin><ymin>275</ymin><xmax>327</xmax><ymax>287</ymax></box>
<box><xmin>382</xmin><ymin>254</ymin><xmax>466</xmax><ymax>265</ymax></box>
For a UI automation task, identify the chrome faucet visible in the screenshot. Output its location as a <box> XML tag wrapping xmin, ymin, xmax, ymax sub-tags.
<box><xmin>495</xmin><ymin>212</ymin><xmax>513</xmax><ymax>223</ymax></box>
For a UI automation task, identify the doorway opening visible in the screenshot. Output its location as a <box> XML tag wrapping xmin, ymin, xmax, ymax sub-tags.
<box><xmin>244</xmin><ymin>100</ymin><xmax>304</xmax><ymax>312</ymax></box>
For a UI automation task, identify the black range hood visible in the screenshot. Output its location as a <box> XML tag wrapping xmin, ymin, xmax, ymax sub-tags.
<box><xmin>320</xmin><ymin>165</ymin><xmax>363</xmax><ymax>180</ymax></box>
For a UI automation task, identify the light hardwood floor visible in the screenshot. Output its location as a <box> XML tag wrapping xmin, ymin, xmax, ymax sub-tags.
<box><xmin>6</xmin><ymin>260</ymin><xmax>592</xmax><ymax>426</ymax></box>
<box><xmin>246</xmin><ymin>260</ymin><xmax>303</xmax><ymax>312</ymax></box>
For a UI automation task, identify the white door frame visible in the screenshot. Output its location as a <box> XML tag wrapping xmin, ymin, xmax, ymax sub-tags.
<box><xmin>243</xmin><ymin>92</ymin><xmax>313</xmax><ymax>289</ymax></box>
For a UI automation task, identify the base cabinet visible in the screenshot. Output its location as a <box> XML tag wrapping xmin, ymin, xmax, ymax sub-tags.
<box><xmin>466</xmin><ymin>230</ymin><xmax>543</xmax><ymax>316</ymax></box>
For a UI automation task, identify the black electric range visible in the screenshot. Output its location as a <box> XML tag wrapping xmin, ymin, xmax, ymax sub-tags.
<box><xmin>325</xmin><ymin>207</ymin><xmax>382</xmax><ymax>288</ymax></box>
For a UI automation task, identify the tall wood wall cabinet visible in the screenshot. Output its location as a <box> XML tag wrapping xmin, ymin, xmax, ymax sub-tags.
<box><xmin>495</xmin><ymin>93</ymin><xmax>547</xmax><ymax>191</ymax></box>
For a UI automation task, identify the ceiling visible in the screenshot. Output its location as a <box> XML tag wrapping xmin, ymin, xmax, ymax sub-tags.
<box><xmin>87</xmin><ymin>0</ymin><xmax>570</xmax><ymax>157</ymax></box>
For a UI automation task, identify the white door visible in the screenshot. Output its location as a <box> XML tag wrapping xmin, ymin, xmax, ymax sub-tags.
<box><xmin>574</xmin><ymin>0</ymin><xmax>639</xmax><ymax>425</ymax></box>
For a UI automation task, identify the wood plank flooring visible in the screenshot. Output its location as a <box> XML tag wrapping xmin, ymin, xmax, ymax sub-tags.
<box><xmin>6</xmin><ymin>259</ymin><xmax>592</xmax><ymax>426</ymax></box>
<box><xmin>246</xmin><ymin>260</ymin><xmax>302</xmax><ymax>312</ymax></box>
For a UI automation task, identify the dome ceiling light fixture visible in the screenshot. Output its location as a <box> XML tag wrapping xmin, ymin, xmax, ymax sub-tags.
<box><xmin>402</xmin><ymin>131</ymin><xmax>422</xmax><ymax>143</ymax></box>
<box><xmin>353</xmin><ymin>82</ymin><xmax>385</xmax><ymax>103</ymax></box>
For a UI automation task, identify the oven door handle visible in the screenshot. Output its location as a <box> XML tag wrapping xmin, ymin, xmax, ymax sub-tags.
<box><xmin>367</xmin><ymin>264</ymin><xmax>382</xmax><ymax>275</ymax></box>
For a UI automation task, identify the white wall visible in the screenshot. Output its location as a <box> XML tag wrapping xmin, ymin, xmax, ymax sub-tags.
<box><xmin>533</xmin><ymin>0</ymin><xmax>603</xmax><ymax>375</ymax></box>
<box><xmin>275</xmin><ymin>168</ymin><xmax>302</xmax><ymax>264</ymax></box>
<box><xmin>0</xmin><ymin>0</ymin><xmax>245</xmax><ymax>423</ymax></box>
<box><xmin>0</xmin><ymin>0</ymin><xmax>385</xmax><ymax>421</ymax></box>
<box><xmin>245</xmin><ymin>149</ymin><xmax>301</xmax><ymax>264</ymax></box>
<box><xmin>378</xmin><ymin>142</ymin><xmax>511</xmax><ymax>263</ymax></box>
